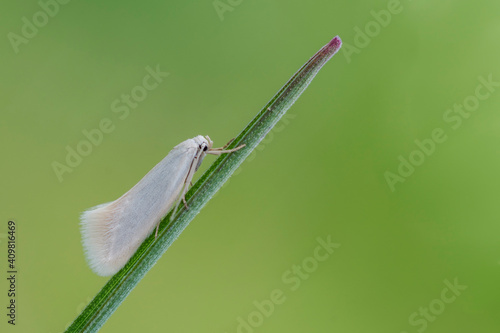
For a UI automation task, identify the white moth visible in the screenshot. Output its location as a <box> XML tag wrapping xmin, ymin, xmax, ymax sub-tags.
<box><xmin>80</xmin><ymin>135</ymin><xmax>244</xmax><ymax>276</ymax></box>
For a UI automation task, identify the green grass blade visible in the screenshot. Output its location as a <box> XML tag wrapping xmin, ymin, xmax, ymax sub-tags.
<box><xmin>65</xmin><ymin>35</ymin><xmax>342</xmax><ymax>333</ymax></box>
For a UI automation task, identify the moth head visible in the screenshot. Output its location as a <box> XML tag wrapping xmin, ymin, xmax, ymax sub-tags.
<box><xmin>194</xmin><ymin>136</ymin><xmax>211</xmax><ymax>171</ymax></box>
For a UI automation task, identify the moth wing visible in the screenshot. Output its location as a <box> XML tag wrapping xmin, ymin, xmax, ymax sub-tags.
<box><xmin>80</xmin><ymin>139</ymin><xmax>199</xmax><ymax>276</ymax></box>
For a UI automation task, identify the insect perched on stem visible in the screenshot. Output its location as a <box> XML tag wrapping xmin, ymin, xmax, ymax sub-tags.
<box><xmin>80</xmin><ymin>135</ymin><xmax>245</xmax><ymax>276</ymax></box>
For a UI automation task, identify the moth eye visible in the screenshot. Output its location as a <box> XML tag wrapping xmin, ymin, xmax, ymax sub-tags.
<box><xmin>203</xmin><ymin>146</ymin><xmax>208</xmax><ymax>151</ymax></box>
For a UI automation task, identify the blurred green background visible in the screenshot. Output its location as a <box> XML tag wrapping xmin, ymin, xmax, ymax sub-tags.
<box><xmin>2</xmin><ymin>0</ymin><xmax>500</xmax><ymax>332</ymax></box>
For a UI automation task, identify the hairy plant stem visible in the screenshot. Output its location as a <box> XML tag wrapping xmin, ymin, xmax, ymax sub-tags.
<box><xmin>66</xmin><ymin>35</ymin><xmax>342</xmax><ymax>333</ymax></box>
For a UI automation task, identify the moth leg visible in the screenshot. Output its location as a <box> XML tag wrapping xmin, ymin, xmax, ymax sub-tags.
<box><xmin>155</xmin><ymin>222</ymin><xmax>160</xmax><ymax>239</ymax></box>
<box><xmin>180</xmin><ymin>170</ymin><xmax>192</xmax><ymax>210</ymax></box>
<box><xmin>211</xmin><ymin>138</ymin><xmax>235</xmax><ymax>150</ymax></box>
<box><xmin>223</xmin><ymin>138</ymin><xmax>235</xmax><ymax>149</ymax></box>
<box><xmin>207</xmin><ymin>144</ymin><xmax>246</xmax><ymax>155</ymax></box>
<box><xmin>170</xmin><ymin>188</ymin><xmax>188</xmax><ymax>222</ymax></box>
<box><xmin>169</xmin><ymin>150</ymin><xmax>199</xmax><ymax>222</ymax></box>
